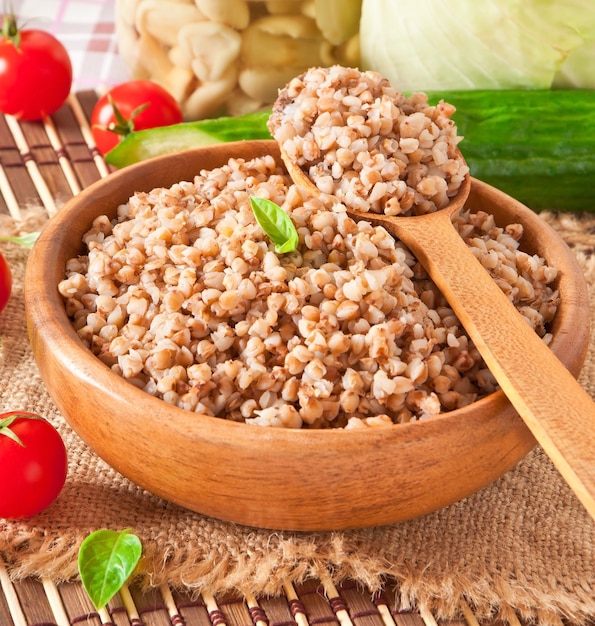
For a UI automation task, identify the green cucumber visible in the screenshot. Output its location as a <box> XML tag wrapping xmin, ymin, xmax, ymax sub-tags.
<box><xmin>105</xmin><ymin>110</ymin><xmax>273</xmax><ymax>168</ymax></box>
<box><xmin>426</xmin><ymin>90</ymin><xmax>595</xmax><ymax>212</ymax></box>
<box><xmin>106</xmin><ymin>90</ymin><xmax>595</xmax><ymax>213</ymax></box>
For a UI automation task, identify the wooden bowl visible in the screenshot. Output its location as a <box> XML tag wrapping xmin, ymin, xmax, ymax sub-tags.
<box><xmin>24</xmin><ymin>140</ymin><xmax>590</xmax><ymax>531</ymax></box>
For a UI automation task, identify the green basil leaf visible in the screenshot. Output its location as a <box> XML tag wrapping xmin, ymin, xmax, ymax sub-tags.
<box><xmin>249</xmin><ymin>196</ymin><xmax>299</xmax><ymax>254</ymax></box>
<box><xmin>0</xmin><ymin>232</ymin><xmax>40</xmax><ymax>248</ymax></box>
<box><xmin>78</xmin><ymin>529</ymin><xmax>142</xmax><ymax>610</ymax></box>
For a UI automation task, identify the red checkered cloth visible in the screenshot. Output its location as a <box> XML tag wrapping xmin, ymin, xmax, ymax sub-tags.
<box><xmin>7</xmin><ymin>0</ymin><xmax>130</xmax><ymax>92</ymax></box>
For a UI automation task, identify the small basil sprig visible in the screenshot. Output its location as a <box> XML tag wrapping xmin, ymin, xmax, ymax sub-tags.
<box><xmin>78</xmin><ymin>529</ymin><xmax>142</xmax><ymax>610</ymax></box>
<box><xmin>249</xmin><ymin>196</ymin><xmax>299</xmax><ymax>254</ymax></box>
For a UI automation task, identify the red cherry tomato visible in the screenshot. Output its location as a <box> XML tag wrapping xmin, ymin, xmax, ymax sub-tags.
<box><xmin>0</xmin><ymin>412</ymin><xmax>68</xmax><ymax>518</ymax></box>
<box><xmin>0</xmin><ymin>16</ymin><xmax>72</xmax><ymax>120</ymax></box>
<box><xmin>0</xmin><ymin>251</ymin><xmax>11</xmax><ymax>313</ymax></box>
<box><xmin>91</xmin><ymin>80</ymin><xmax>184</xmax><ymax>155</ymax></box>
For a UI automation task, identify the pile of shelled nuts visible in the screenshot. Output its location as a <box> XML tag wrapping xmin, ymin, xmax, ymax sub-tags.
<box><xmin>115</xmin><ymin>0</ymin><xmax>362</xmax><ymax>119</ymax></box>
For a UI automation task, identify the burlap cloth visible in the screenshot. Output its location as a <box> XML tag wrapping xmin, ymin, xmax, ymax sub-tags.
<box><xmin>0</xmin><ymin>209</ymin><xmax>593</xmax><ymax>625</ymax></box>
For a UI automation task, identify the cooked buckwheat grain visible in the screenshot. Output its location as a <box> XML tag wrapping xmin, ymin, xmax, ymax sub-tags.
<box><xmin>59</xmin><ymin>153</ymin><xmax>559</xmax><ymax>429</ymax></box>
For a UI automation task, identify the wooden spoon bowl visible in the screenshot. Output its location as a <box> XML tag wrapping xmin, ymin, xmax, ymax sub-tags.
<box><xmin>279</xmin><ymin>145</ymin><xmax>472</xmax><ymax>220</ymax></box>
<box><xmin>24</xmin><ymin>140</ymin><xmax>591</xmax><ymax>531</ymax></box>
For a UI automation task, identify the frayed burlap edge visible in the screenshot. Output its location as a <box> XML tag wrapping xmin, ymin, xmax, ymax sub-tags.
<box><xmin>2</xmin><ymin>523</ymin><xmax>593</xmax><ymax>626</ymax></box>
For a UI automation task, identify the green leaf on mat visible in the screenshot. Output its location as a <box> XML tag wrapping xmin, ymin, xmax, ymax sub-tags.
<box><xmin>0</xmin><ymin>232</ymin><xmax>40</xmax><ymax>248</ymax></box>
<box><xmin>249</xmin><ymin>196</ymin><xmax>299</xmax><ymax>254</ymax></box>
<box><xmin>78</xmin><ymin>529</ymin><xmax>142</xmax><ymax>610</ymax></box>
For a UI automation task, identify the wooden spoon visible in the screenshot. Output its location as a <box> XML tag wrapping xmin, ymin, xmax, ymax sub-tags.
<box><xmin>281</xmin><ymin>148</ymin><xmax>595</xmax><ymax>520</ymax></box>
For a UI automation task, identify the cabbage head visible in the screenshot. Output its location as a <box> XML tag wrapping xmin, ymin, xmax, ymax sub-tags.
<box><xmin>359</xmin><ymin>0</ymin><xmax>595</xmax><ymax>90</ymax></box>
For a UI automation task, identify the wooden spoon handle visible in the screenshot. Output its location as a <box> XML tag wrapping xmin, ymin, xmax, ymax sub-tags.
<box><xmin>395</xmin><ymin>212</ymin><xmax>595</xmax><ymax>519</ymax></box>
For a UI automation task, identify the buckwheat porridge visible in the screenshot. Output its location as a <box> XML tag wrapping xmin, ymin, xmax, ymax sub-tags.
<box><xmin>268</xmin><ymin>65</ymin><xmax>469</xmax><ymax>216</ymax></box>
<box><xmin>58</xmin><ymin>66</ymin><xmax>559</xmax><ymax>430</ymax></box>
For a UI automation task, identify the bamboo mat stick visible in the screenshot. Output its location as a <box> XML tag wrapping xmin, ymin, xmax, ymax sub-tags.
<box><xmin>244</xmin><ymin>590</ymin><xmax>268</xmax><ymax>626</ymax></box>
<box><xmin>42</xmin><ymin>116</ymin><xmax>82</xmax><ymax>195</ymax></box>
<box><xmin>119</xmin><ymin>582</ymin><xmax>142</xmax><ymax>623</ymax></box>
<box><xmin>159</xmin><ymin>583</ymin><xmax>185</xmax><ymax>625</ymax></box>
<box><xmin>3</xmin><ymin>114</ymin><xmax>58</xmax><ymax>217</ymax></box>
<box><xmin>283</xmin><ymin>580</ymin><xmax>311</xmax><ymax>626</ymax></box>
<box><xmin>319</xmin><ymin>574</ymin><xmax>354</xmax><ymax>626</ymax></box>
<box><xmin>202</xmin><ymin>589</ymin><xmax>226</xmax><ymax>625</ymax></box>
<box><xmin>98</xmin><ymin>604</ymin><xmax>112</xmax><ymax>624</ymax></box>
<box><xmin>375</xmin><ymin>602</ymin><xmax>398</xmax><ymax>626</ymax></box>
<box><xmin>42</xmin><ymin>578</ymin><xmax>72</xmax><ymax>626</ymax></box>
<box><xmin>459</xmin><ymin>600</ymin><xmax>481</xmax><ymax>626</ymax></box>
<box><xmin>67</xmin><ymin>93</ymin><xmax>111</xmax><ymax>179</ymax></box>
<box><xmin>0</xmin><ymin>559</ymin><xmax>27</xmax><ymax>626</ymax></box>
<box><xmin>418</xmin><ymin>605</ymin><xmax>439</xmax><ymax>626</ymax></box>
<box><xmin>0</xmin><ymin>162</ymin><xmax>21</xmax><ymax>220</ymax></box>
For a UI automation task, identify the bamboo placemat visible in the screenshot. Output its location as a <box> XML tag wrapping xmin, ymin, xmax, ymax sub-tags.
<box><xmin>1</xmin><ymin>568</ymin><xmax>482</xmax><ymax>626</ymax></box>
<box><xmin>0</xmin><ymin>92</ymin><xmax>594</xmax><ymax>626</ymax></box>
